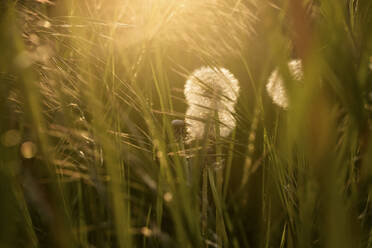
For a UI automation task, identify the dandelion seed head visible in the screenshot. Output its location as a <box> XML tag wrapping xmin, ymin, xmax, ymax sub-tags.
<box><xmin>288</xmin><ymin>59</ymin><xmax>303</xmax><ymax>80</ymax></box>
<box><xmin>266</xmin><ymin>59</ymin><xmax>303</xmax><ymax>109</ymax></box>
<box><xmin>184</xmin><ymin>67</ymin><xmax>239</xmax><ymax>142</ymax></box>
<box><xmin>266</xmin><ymin>70</ymin><xmax>289</xmax><ymax>109</ymax></box>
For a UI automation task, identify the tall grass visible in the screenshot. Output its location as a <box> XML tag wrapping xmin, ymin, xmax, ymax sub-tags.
<box><xmin>1</xmin><ymin>0</ymin><xmax>372</xmax><ymax>247</ymax></box>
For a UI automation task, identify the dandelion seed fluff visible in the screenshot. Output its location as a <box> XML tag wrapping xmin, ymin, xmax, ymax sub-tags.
<box><xmin>184</xmin><ymin>67</ymin><xmax>239</xmax><ymax>142</ymax></box>
<box><xmin>266</xmin><ymin>59</ymin><xmax>303</xmax><ymax>109</ymax></box>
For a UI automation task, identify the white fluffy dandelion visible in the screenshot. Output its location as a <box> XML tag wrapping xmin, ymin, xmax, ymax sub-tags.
<box><xmin>184</xmin><ymin>67</ymin><xmax>240</xmax><ymax>142</ymax></box>
<box><xmin>266</xmin><ymin>59</ymin><xmax>303</xmax><ymax>109</ymax></box>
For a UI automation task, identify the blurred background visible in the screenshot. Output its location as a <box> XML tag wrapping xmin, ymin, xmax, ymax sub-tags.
<box><xmin>1</xmin><ymin>0</ymin><xmax>372</xmax><ymax>247</ymax></box>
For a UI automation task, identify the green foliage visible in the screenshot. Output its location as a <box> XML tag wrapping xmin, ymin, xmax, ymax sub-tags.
<box><xmin>0</xmin><ymin>0</ymin><xmax>372</xmax><ymax>247</ymax></box>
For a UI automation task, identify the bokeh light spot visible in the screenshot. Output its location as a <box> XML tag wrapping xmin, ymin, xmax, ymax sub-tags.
<box><xmin>1</xmin><ymin>130</ymin><xmax>21</xmax><ymax>147</ymax></box>
<box><xmin>163</xmin><ymin>192</ymin><xmax>173</xmax><ymax>202</ymax></box>
<box><xmin>20</xmin><ymin>141</ymin><xmax>37</xmax><ymax>159</ymax></box>
<box><xmin>140</xmin><ymin>227</ymin><xmax>152</xmax><ymax>237</ymax></box>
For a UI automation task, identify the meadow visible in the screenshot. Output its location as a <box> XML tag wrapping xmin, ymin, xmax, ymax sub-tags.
<box><xmin>1</xmin><ymin>0</ymin><xmax>372</xmax><ymax>247</ymax></box>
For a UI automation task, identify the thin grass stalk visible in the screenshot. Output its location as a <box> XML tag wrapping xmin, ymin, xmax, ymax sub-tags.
<box><xmin>222</xmin><ymin>129</ymin><xmax>236</xmax><ymax>201</ymax></box>
<box><xmin>6</xmin><ymin>2</ymin><xmax>76</xmax><ymax>246</ymax></box>
<box><xmin>11</xmin><ymin>173</ymin><xmax>39</xmax><ymax>247</ymax></box>
<box><xmin>148</xmin><ymin>59</ymin><xmax>204</xmax><ymax>245</ymax></box>
<box><xmin>202</xmin><ymin>164</ymin><xmax>209</xmax><ymax>240</ymax></box>
<box><xmin>82</xmin><ymin>54</ymin><xmax>132</xmax><ymax>248</ymax></box>
<box><xmin>241</xmin><ymin>105</ymin><xmax>260</xmax><ymax>188</ymax></box>
<box><xmin>214</xmin><ymin>110</ymin><xmax>228</xmax><ymax>247</ymax></box>
<box><xmin>200</xmin><ymin>119</ymin><xmax>213</xmax><ymax>244</ymax></box>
